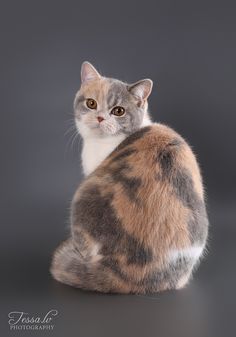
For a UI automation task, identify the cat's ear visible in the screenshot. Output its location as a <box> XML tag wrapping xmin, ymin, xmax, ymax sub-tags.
<box><xmin>81</xmin><ymin>61</ymin><xmax>101</xmax><ymax>83</ymax></box>
<box><xmin>128</xmin><ymin>79</ymin><xmax>153</xmax><ymax>101</ymax></box>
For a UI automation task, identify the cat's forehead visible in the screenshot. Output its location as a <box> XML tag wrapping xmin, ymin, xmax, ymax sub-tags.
<box><xmin>80</xmin><ymin>78</ymin><xmax>109</xmax><ymax>99</ymax></box>
<box><xmin>106</xmin><ymin>79</ymin><xmax>130</xmax><ymax>107</ymax></box>
<box><xmin>81</xmin><ymin>78</ymin><xmax>129</xmax><ymax>106</ymax></box>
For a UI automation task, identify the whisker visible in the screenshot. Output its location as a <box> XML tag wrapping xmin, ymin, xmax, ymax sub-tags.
<box><xmin>65</xmin><ymin>118</ymin><xmax>76</xmax><ymax>124</ymax></box>
<box><xmin>64</xmin><ymin>124</ymin><xmax>76</xmax><ymax>136</ymax></box>
<box><xmin>64</xmin><ymin>127</ymin><xmax>78</xmax><ymax>156</ymax></box>
<box><xmin>71</xmin><ymin>131</ymin><xmax>79</xmax><ymax>151</ymax></box>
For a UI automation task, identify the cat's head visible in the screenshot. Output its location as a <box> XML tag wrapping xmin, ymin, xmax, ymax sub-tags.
<box><xmin>74</xmin><ymin>62</ymin><xmax>153</xmax><ymax>137</ymax></box>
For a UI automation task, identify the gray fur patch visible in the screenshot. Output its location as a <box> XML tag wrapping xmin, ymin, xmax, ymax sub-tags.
<box><xmin>72</xmin><ymin>229</ymin><xmax>96</xmax><ymax>261</ymax></box>
<box><xmin>74</xmin><ymin>94</ymin><xmax>85</xmax><ymax>108</ymax></box>
<box><xmin>143</xmin><ymin>256</ymin><xmax>194</xmax><ymax>292</ymax></box>
<box><xmin>102</xmin><ymin>257</ymin><xmax>130</xmax><ymax>282</ymax></box>
<box><xmin>101</xmin><ymin>254</ymin><xmax>194</xmax><ymax>293</ymax></box>
<box><xmin>188</xmin><ymin>207</ymin><xmax>209</xmax><ymax>245</ymax></box>
<box><xmin>110</xmin><ymin>148</ymin><xmax>137</xmax><ymax>163</ymax></box>
<box><xmin>106</xmin><ymin>80</ymin><xmax>145</xmax><ymax>134</ymax></box>
<box><xmin>107</xmin><ymin>88</ymin><xmax>120</xmax><ymax>108</ymax></box>
<box><xmin>107</xmin><ymin>162</ymin><xmax>142</xmax><ymax>202</ymax></box>
<box><xmin>158</xmin><ymin>145</ymin><xmax>208</xmax><ymax>245</ymax></box>
<box><xmin>72</xmin><ymin>185</ymin><xmax>153</xmax><ymax>266</ymax></box>
<box><xmin>172</xmin><ymin>169</ymin><xmax>208</xmax><ymax>244</ymax></box>
<box><xmin>116</xmin><ymin>126</ymin><xmax>151</xmax><ymax>151</ymax></box>
<box><xmin>74</xmin><ymin>94</ymin><xmax>91</xmax><ymax>118</ymax></box>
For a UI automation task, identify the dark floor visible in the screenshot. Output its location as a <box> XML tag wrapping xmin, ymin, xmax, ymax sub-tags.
<box><xmin>1</xmin><ymin>200</ymin><xmax>235</xmax><ymax>337</ymax></box>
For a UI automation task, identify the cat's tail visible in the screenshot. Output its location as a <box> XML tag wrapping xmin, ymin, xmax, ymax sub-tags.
<box><xmin>50</xmin><ymin>238</ymin><xmax>133</xmax><ymax>293</ymax></box>
<box><xmin>50</xmin><ymin>239</ymin><xmax>195</xmax><ymax>294</ymax></box>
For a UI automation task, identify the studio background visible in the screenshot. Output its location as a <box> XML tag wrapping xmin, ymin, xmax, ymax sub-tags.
<box><xmin>0</xmin><ymin>1</ymin><xmax>235</xmax><ymax>336</ymax></box>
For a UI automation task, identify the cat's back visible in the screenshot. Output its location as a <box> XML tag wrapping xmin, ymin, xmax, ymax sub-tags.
<box><xmin>73</xmin><ymin>123</ymin><xmax>208</xmax><ymax>250</ymax></box>
<box><xmin>78</xmin><ymin>123</ymin><xmax>204</xmax><ymax>202</ymax></box>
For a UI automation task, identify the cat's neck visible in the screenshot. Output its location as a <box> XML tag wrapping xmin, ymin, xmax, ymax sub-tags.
<box><xmin>79</xmin><ymin>114</ymin><xmax>152</xmax><ymax>176</ymax></box>
<box><xmin>81</xmin><ymin>133</ymin><xmax>126</xmax><ymax>175</ymax></box>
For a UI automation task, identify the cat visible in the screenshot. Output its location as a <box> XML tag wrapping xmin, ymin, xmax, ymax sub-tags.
<box><xmin>50</xmin><ymin>62</ymin><xmax>209</xmax><ymax>294</ymax></box>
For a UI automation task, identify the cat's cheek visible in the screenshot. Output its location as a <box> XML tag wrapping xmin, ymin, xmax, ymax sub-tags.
<box><xmin>79</xmin><ymin>113</ymin><xmax>97</xmax><ymax>127</ymax></box>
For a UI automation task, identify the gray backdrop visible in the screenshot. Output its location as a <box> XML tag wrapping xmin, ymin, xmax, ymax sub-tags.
<box><xmin>0</xmin><ymin>0</ymin><xmax>235</xmax><ymax>336</ymax></box>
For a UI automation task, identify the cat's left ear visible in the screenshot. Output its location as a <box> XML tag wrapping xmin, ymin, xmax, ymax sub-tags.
<box><xmin>81</xmin><ymin>61</ymin><xmax>101</xmax><ymax>83</ymax></box>
<box><xmin>128</xmin><ymin>79</ymin><xmax>153</xmax><ymax>101</ymax></box>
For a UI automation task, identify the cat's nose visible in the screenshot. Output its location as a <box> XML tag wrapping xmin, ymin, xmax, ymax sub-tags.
<box><xmin>97</xmin><ymin>116</ymin><xmax>104</xmax><ymax>123</ymax></box>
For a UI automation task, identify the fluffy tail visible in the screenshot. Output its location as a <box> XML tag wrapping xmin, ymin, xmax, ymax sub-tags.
<box><xmin>50</xmin><ymin>239</ymin><xmax>133</xmax><ymax>293</ymax></box>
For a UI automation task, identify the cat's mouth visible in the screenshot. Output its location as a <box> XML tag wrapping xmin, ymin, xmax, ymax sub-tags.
<box><xmin>78</xmin><ymin>117</ymin><xmax>119</xmax><ymax>136</ymax></box>
<box><xmin>99</xmin><ymin>121</ymin><xmax>119</xmax><ymax>135</ymax></box>
<box><xmin>86</xmin><ymin>120</ymin><xmax>118</xmax><ymax>135</ymax></box>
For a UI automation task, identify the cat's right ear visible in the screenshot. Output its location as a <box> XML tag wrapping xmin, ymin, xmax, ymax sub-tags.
<box><xmin>81</xmin><ymin>62</ymin><xmax>101</xmax><ymax>83</ymax></box>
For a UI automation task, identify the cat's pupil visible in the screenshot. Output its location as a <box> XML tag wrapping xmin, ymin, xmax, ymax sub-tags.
<box><xmin>86</xmin><ymin>98</ymin><xmax>97</xmax><ymax>109</ymax></box>
<box><xmin>111</xmin><ymin>106</ymin><xmax>125</xmax><ymax>116</ymax></box>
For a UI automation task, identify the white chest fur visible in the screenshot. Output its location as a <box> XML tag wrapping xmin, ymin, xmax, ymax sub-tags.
<box><xmin>81</xmin><ymin>133</ymin><xmax>126</xmax><ymax>175</ymax></box>
<box><xmin>76</xmin><ymin>115</ymin><xmax>152</xmax><ymax>176</ymax></box>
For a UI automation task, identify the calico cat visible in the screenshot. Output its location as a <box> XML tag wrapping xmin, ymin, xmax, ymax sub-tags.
<box><xmin>50</xmin><ymin>62</ymin><xmax>208</xmax><ymax>293</ymax></box>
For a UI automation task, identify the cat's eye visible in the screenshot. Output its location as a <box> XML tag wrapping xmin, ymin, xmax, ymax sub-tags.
<box><xmin>86</xmin><ymin>98</ymin><xmax>97</xmax><ymax>109</ymax></box>
<box><xmin>111</xmin><ymin>106</ymin><xmax>125</xmax><ymax>117</ymax></box>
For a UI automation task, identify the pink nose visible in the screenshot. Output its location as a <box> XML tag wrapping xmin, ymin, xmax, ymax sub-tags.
<box><xmin>97</xmin><ymin>116</ymin><xmax>104</xmax><ymax>123</ymax></box>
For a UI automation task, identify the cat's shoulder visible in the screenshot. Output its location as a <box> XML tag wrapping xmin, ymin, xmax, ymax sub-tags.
<box><xmin>103</xmin><ymin>122</ymin><xmax>199</xmax><ymax>180</ymax></box>
<box><xmin>114</xmin><ymin>123</ymin><xmax>187</xmax><ymax>155</ymax></box>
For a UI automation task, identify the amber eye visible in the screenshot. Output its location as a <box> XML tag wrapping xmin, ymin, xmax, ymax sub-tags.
<box><xmin>111</xmin><ymin>106</ymin><xmax>125</xmax><ymax>117</ymax></box>
<box><xmin>86</xmin><ymin>98</ymin><xmax>97</xmax><ymax>109</ymax></box>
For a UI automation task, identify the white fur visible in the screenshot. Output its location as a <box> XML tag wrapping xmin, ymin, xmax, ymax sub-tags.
<box><xmin>89</xmin><ymin>243</ymin><xmax>103</xmax><ymax>263</ymax></box>
<box><xmin>76</xmin><ymin>113</ymin><xmax>152</xmax><ymax>176</ymax></box>
<box><xmin>168</xmin><ymin>246</ymin><xmax>204</xmax><ymax>263</ymax></box>
<box><xmin>142</xmin><ymin>111</ymin><xmax>152</xmax><ymax>127</ymax></box>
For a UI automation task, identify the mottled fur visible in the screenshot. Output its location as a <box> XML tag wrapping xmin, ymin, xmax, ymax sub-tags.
<box><xmin>51</xmin><ymin>121</ymin><xmax>208</xmax><ymax>293</ymax></box>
